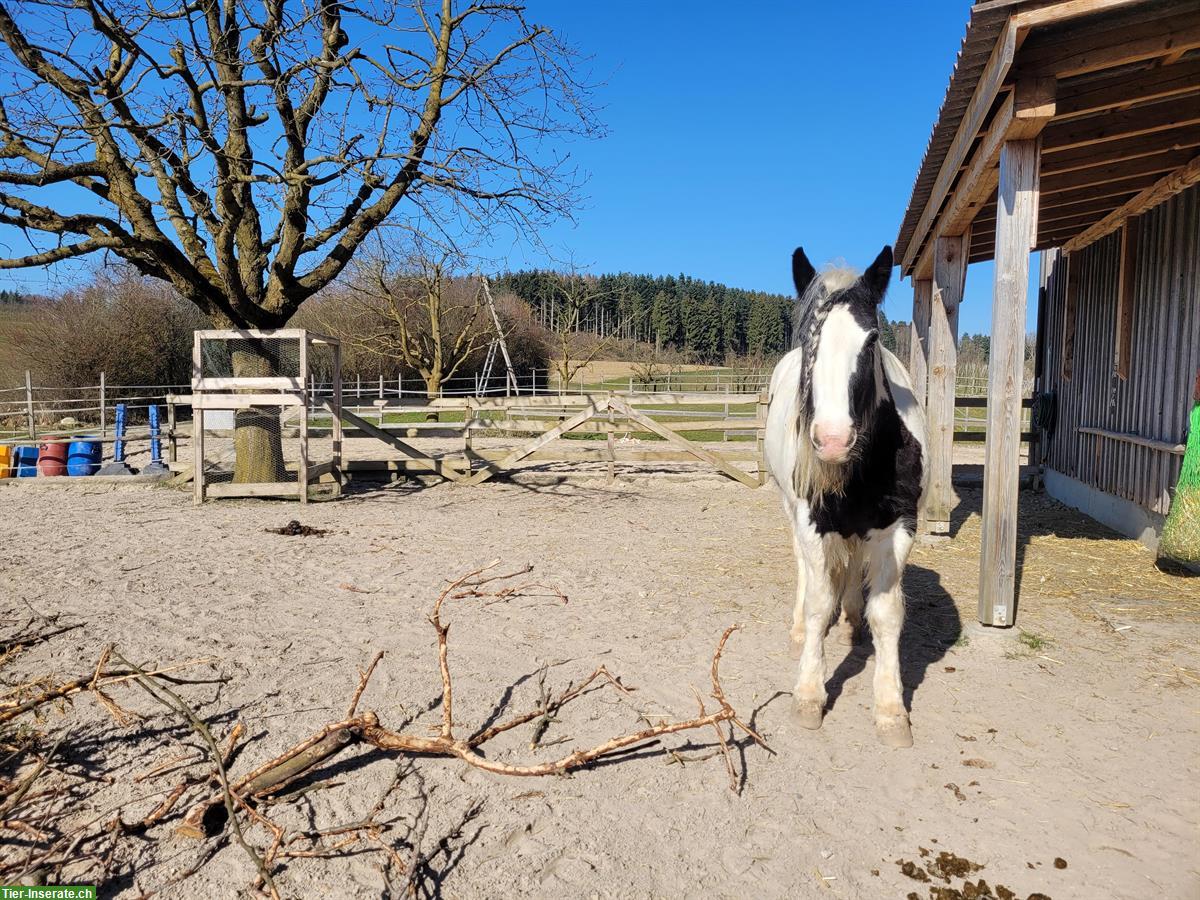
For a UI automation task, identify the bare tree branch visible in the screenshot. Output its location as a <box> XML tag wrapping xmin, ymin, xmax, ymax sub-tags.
<box><xmin>0</xmin><ymin>0</ymin><xmax>599</xmax><ymax>327</ymax></box>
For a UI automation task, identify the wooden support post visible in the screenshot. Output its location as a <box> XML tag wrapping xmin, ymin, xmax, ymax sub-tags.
<box><xmin>299</xmin><ymin>336</ymin><xmax>309</xmax><ymax>504</ymax></box>
<box><xmin>909</xmin><ymin>280</ymin><xmax>932</xmax><ymax>406</ymax></box>
<box><xmin>192</xmin><ymin>334</ymin><xmax>203</xmax><ymax>505</ymax></box>
<box><xmin>605</xmin><ymin>398</ymin><xmax>616</xmax><ymax>484</ymax></box>
<box><xmin>463</xmin><ymin>398</ymin><xmax>475</xmax><ymax>458</ymax></box>
<box><xmin>756</xmin><ymin>391</ymin><xmax>769</xmax><ymax>486</ymax></box>
<box><xmin>926</xmin><ymin>234</ymin><xmax>969</xmax><ymax>534</ymax></box>
<box><xmin>24</xmin><ymin>370</ymin><xmax>34</xmax><ymax>439</ymax></box>
<box><xmin>332</xmin><ymin>344</ymin><xmax>343</xmax><ymax>475</ymax></box>
<box><xmin>167</xmin><ymin>400</ymin><xmax>177</xmax><ymax>463</ymax></box>
<box><xmin>193</xmin><ymin>407</ymin><xmax>205</xmax><ymax>506</ymax></box>
<box><xmin>99</xmin><ymin>371</ymin><xmax>106</xmax><ymax>439</ymax></box>
<box><xmin>979</xmin><ymin>139</ymin><xmax>1040</xmax><ymax>627</ymax></box>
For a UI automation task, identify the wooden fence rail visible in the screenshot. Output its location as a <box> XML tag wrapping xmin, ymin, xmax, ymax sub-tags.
<box><xmin>166</xmin><ymin>390</ymin><xmax>770</xmax><ymax>492</ymax></box>
<box><xmin>954</xmin><ymin>395</ymin><xmax>1037</xmax><ymax>443</ymax></box>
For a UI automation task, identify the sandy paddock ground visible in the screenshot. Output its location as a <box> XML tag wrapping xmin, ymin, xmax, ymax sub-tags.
<box><xmin>1</xmin><ymin>459</ymin><xmax>1198</xmax><ymax>899</ymax></box>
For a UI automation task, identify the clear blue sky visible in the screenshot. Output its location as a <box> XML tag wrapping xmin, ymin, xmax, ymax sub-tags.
<box><xmin>2</xmin><ymin>0</ymin><xmax>1036</xmax><ymax>337</ymax></box>
<box><xmin>507</xmin><ymin>0</ymin><xmax>1033</xmax><ymax>336</ymax></box>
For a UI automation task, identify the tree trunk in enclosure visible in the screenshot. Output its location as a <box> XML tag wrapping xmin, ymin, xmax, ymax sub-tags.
<box><xmin>422</xmin><ymin>370</ymin><xmax>441</xmax><ymax>422</ymax></box>
<box><xmin>231</xmin><ymin>345</ymin><xmax>286</xmax><ymax>484</ymax></box>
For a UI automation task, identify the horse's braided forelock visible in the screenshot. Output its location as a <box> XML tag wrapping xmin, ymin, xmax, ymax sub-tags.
<box><xmin>797</xmin><ymin>292</ymin><xmax>833</xmax><ymax>416</ymax></box>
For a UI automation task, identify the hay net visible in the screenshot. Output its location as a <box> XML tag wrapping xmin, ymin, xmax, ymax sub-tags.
<box><xmin>1160</xmin><ymin>399</ymin><xmax>1200</xmax><ymax>565</ymax></box>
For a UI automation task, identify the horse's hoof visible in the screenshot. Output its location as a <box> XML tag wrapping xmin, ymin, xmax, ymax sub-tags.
<box><xmin>788</xmin><ymin>634</ymin><xmax>805</xmax><ymax>659</ymax></box>
<box><xmin>791</xmin><ymin>697</ymin><xmax>825</xmax><ymax>730</ymax></box>
<box><xmin>876</xmin><ymin>715</ymin><xmax>913</xmax><ymax>748</ymax></box>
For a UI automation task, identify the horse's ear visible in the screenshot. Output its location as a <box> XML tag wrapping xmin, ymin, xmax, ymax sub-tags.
<box><xmin>861</xmin><ymin>245</ymin><xmax>893</xmax><ymax>300</ymax></box>
<box><xmin>792</xmin><ymin>247</ymin><xmax>816</xmax><ymax>298</ymax></box>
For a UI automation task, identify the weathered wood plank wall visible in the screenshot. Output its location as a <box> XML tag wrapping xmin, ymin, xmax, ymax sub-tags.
<box><xmin>1039</xmin><ymin>183</ymin><xmax>1200</xmax><ymax>517</ymax></box>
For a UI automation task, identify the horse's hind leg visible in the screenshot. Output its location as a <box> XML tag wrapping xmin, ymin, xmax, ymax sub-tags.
<box><xmin>833</xmin><ymin>545</ymin><xmax>865</xmax><ymax>646</ymax></box>
<box><xmin>866</xmin><ymin>525</ymin><xmax>914</xmax><ymax>747</ymax></box>
<box><xmin>792</xmin><ymin>557</ymin><xmax>836</xmax><ymax>730</ymax></box>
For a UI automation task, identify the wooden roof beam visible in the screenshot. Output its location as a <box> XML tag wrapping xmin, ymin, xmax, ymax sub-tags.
<box><xmin>1055</xmin><ymin>58</ymin><xmax>1200</xmax><ymax>119</ymax></box>
<box><xmin>1063</xmin><ymin>154</ymin><xmax>1200</xmax><ymax>251</ymax></box>
<box><xmin>1040</xmin><ymin>124</ymin><xmax>1200</xmax><ymax>174</ymax></box>
<box><xmin>1037</xmin><ymin>194</ymin><xmax>1138</xmax><ymax>225</ymax></box>
<box><xmin>1016</xmin><ymin>6</ymin><xmax>1200</xmax><ymax>80</ymax></box>
<box><xmin>1008</xmin><ymin>0</ymin><xmax>1159</xmax><ymax>32</ymax></box>
<box><xmin>1041</xmin><ymin>98</ymin><xmax>1200</xmax><ymax>153</ymax></box>
<box><xmin>911</xmin><ymin>78</ymin><xmax>1056</xmax><ymax>279</ymax></box>
<box><xmin>974</xmin><ymin>189</ymin><xmax>1141</xmax><ymax>229</ymax></box>
<box><xmin>1040</xmin><ymin>150</ymin><xmax>1191</xmax><ymax>193</ymax></box>
<box><xmin>900</xmin><ymin>19</ymin><xmax>1020</xmax><ymax>276</ymax></box>
<box><xmin>899</xmin><ymin>0</ymin><xmax>1173</xmax><ymax>277</ymax></box>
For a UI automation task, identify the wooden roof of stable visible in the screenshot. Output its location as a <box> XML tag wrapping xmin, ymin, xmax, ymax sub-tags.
<box><xmin>896</xmin><ymin>0</ymin><xmax>1200</xmax><ymax>278</ymax></box>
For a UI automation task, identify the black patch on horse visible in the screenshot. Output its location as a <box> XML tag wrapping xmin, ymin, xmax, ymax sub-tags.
<box><xmin>789</xmin><ymin>244</ymin><xmax>923</xmax><ymax>537</ymax></box>
<box><xmin>808</xmin><ymin>402</ymin><xmax>924</xmax><ymax>538</ymax></box>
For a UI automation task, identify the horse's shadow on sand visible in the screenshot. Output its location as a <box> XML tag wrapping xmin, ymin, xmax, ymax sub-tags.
<box><xmin>824</xmin><ymin>564</ymin><xmax>961</xmax><ymax>715</ymax></box>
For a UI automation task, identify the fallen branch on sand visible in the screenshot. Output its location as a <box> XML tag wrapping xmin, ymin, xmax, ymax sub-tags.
<box><xmin>0</xmin><ymin>658</ymin><xmax>226</xmax><ymax>726</ymax></box>
<box><xmin>1</xmin><ymin>564</ymin><xmax>769</xmax><ymax>895</ymax></box>
<box><xmin>172</xmin><ymin>564</ymin><xmax>767</xmax><ymax>846</ymax></box>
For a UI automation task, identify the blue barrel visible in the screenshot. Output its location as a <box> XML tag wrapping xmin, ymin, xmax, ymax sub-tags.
<box><xmin>14</xmin><ymin>445</ymin><xmax>38</xmax><ymax>477</ymax></box>
<box><xmin>67</xmin><ymin>439</ymin><xmax>103</xmax><ymax>476</ymax></box>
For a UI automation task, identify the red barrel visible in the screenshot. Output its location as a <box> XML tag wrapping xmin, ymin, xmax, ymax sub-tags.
<box><xmin>37</xmin><ymin>441</ymin><xmax>68</xmax><ymax>476</ymax></box>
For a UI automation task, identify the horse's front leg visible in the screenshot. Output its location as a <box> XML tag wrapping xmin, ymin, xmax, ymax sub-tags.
<box><xmin>866</xmin><ymin>524</ymin><xmax>915</xmax><ymax>747</ymax></box>
<box><xmin>788</xmin><ymin>533</ymin><xmax>808</xmax><ymax>659</ymax></box>
<box><xmin>792</xmin><ymin>555</ymin><xmax>837</xmax><ymax>730</ymax></box>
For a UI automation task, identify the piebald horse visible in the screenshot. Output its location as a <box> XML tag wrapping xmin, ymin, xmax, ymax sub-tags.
<box><xmin>765</xmin><ymin>245</ymin><xmax>927</xmax><ymax>747</ymax></box>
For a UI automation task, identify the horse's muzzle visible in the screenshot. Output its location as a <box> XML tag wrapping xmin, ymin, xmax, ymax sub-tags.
<box><xmin>810</xmin><ymin>422</ymin><xmax>857</xmax><ymax>463</ymax></box>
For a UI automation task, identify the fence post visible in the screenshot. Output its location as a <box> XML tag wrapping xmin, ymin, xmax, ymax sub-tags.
<box><xmin>398</xmin><ymin>373</ymin><xmax>403</xmax><ymax>398</ymax></box>
<box><xmin>167</xmin><ymin>399</ymin><xmax>177</xmax><ymax>463</ymax></box>
<box><xmin>356</xmin><ymin>373</ymin><xmax>361</xmax><ymax>401</ymax></box>
<box><xmin>99</xmin><ymin>371</ymin><xmax>106</xmax><ymax>438</ymax></box>
<box><xmin>756</xmin><ymin>391</ymin><xmax>769</xmax><ymax>486</ymax></box>
<box><xmin>378</xmin><ymin>374</ymin><xmax>384</xmax><ymax>399</ymax></box>
<box><xmin>24</xmin><ymin>370</ymin><xmax>34</xmax><ymax>439</ymax></box>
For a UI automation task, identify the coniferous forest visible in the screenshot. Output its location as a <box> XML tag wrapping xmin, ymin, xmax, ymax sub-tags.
<box><xmin>493</xmin><ymin>269</ymin><xmax>906</xmax><ymax>363</ymax></box>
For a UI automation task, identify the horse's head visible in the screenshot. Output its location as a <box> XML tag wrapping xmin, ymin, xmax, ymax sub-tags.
<box><xmin>792</xmin><ymin>245</ymin><xmax>893</xmax><ymax>465</ymax></box>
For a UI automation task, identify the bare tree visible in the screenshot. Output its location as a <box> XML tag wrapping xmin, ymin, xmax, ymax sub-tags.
<box><xmin>320</xmin><ymin>241</ymin><xmax>493</xmax><ymax>400</ymax></box>
<box><xmin>546</xmin><ymin>271</ymin><xmax>618</xmax><ymax>391</ymax></box>
<box><xmin>0</xmin><ymin>0</ymin><xmax>597</xmax><ymax>476</ymax></box>
<box><xmin>24</xmin><ymin>268</ymin><xmax>205</xmax><ymax>389</ymax></box>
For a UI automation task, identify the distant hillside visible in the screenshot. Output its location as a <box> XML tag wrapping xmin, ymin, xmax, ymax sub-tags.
<box><xmin>494</xmin><ymin>269</ymin><xmax>907</xmax><ymax>363</ymax></box>
<box><xmin>493</xmin><ymin>270</ymin><xmax>794</xmax><ymax>363</ymax></box>
<box><xmin>0</xmin><ymin>304</ymin><xmax>36</xmax><ymax>386</ymax></box>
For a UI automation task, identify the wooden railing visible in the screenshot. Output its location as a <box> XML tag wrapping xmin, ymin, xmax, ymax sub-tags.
<box><xmin>954</xmin><ymin>395</ymin><xmax>1036</xmax><ymax>443</ymax></box>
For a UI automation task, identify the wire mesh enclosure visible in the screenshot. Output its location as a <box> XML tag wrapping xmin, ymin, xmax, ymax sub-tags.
<box><xmin>190</xmin><ymin>329</ymin><xmax>341</xmax><ymax>503</ymax></box>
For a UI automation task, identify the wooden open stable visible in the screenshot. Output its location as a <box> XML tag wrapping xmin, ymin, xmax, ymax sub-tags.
<box><xmin>897</xmin><ymin>0</ymin><xmax>1200</xmax><ymax>626</ymax></box>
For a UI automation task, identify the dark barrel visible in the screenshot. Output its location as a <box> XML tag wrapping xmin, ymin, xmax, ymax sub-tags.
<box><xmin>37</xmin><ymin>441</ymin><xmax>68</xmax><ymax>476</ymax></box>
